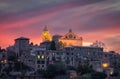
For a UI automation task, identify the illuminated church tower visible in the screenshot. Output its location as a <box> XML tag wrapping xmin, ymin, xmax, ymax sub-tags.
<box><xmin>42</xmin><ymin>26</ymin><xmax>52</xmax><ymax>42</ymax></box>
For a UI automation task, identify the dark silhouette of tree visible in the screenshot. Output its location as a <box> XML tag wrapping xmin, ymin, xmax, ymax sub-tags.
<box><xmin>56</xmin><ymin>41</ymin><xmax>65</xmax><ymax>49</ymax></box>
<box><xmin>44</xmin><ymin>63</ymin><xmax>66</xmax><ymax>79</ymax></box>
<box><xmin>44</xmin><ymin>64</ymin><xmax>57</xmax><ymax>79</ymax></box>
<box><xmin>77</xmin><ymin>64</ymin><xmax>94</xmax><ymax>75</ymax></box>
<box><xmin>91</xmin><ymin>72</ymin><xmax>107</xmax><ymax>79</ymax></box>
<box><xmin>50</xmin><ymin>41</ymin><xmax>56</xmax><ymax>50</ymax></box>
<box><xmin>67</xmin><ymin>65</ymin><xmax>77</xmax><ymax>70</ymax></box>
<box><xmin>13</xmin><ymin>62</ymin><xmax>31</xmax><ymax>71</ymax></box>
<box><xmin>7</xmin><ymin>55</ymin><xmax>17</xmax><ymax>62</ymax></box>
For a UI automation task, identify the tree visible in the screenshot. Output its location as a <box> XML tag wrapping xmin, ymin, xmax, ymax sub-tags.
<box><xmin>56</xmin><ymin>41</ymin><xmax>65</xmax><ymax>49</ymax></box>
<box><xmin>90</xmin><ymin>72</ymin><xmax>107</xmax><ymax>79</ymax></box>
<box><xmin>78</xmin><ymin>74</ymin><xmax>91</xmax><ymax>79</ymax></box>
<box><xmin>13</xmin><ymin>62</ymin><xmax>31</xmax><ymax>71</ymax></box>
<box><xmin>77</xmin><ymin>64</ymin><xmax>94</xmax><ymax>75</ymax></box>
<box><xmin>35</xmin><ymin>69</ymin><xmax>45</xmax><ymax>76</ymax></box>
<box><xmin>67</xmin><ymin>65</ymin><xmax>77</xmax><ymax>70</ymax></box>
<box><xmin>50</xmin><ymin>41</ymin><xmax>56</xmax><ymax>50</ymax></box>
<box><xmin>44</xmin><ymin>64</ymin><xmax>57</xmax><ymax>79</ymax></box>
<box><xmin>44</xmin><ymin>63</ymin><xmax>66</xmax><ymax>79</ymax></box>
<box><xmin>7</xmin><ymin>55</ymin><xmax>17</xmax><ymax>62</ymax></box>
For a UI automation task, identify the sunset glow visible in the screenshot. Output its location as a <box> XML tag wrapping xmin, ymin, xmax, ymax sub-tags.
<box><xmin>0</xmin><ymin>0</ymin><xmax>120</xmax><ymax>53</ymax></box>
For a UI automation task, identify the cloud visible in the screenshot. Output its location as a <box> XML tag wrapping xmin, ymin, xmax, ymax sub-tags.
<box><xmin>102</xmin><ymin>35</ymin><xmax>120</xmax><ymax>52</ymax></box>
<box><xmin>0</xmin><ymin>0</ymin><xmax>120</xmax><ymax>52</ymax></box>
<box><xmin>81</xmin><ymin>11</ymin><xmax>120</xmax><ymax>32</ymax></box>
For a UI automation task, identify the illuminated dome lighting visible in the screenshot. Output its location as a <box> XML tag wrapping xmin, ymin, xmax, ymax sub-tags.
<box><xmin>42</xmin><ymin>26</ymin><xmax>52</xmax><ymax>42</ymax></box>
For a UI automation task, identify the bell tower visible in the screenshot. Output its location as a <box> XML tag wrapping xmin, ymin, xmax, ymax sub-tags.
<box><xmin>42</xmin><ymin>26</ymin><xmax>52</xmax><ymax>42</ymax></box>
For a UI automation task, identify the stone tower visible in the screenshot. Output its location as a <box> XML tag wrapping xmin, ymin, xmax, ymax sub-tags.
<box><xmin>42</xmin><ymin>26</ymin><xmax>52</xmax><ymax>42</ymax></box>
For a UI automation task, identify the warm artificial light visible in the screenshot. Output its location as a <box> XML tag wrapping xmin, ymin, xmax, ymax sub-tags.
<box><xmin>41</xmin><ymin>55</ymin><xmax>45</xmax><ymax>59</ymax></box>
<box><xmin>38</xmin><ymin>55</ymin><xmax>40</xmax><ymax>59</ymax></box>
<box><xmin>102</xmin><ymin>63</ymin><xmax>109</xmax><ymax>68</ymax></box>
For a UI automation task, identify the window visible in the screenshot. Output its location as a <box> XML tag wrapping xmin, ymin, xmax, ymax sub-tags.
<box><xmin>37</xmin><ymin>60</ymin><xmax>40</xmax><ymax>64</ymax></box>
<box><xmin>41</xmin><ymin>55</ymin><xmax>45</xmax><ymax>59</ymax></box>
<box><xmin>41</xmin><ymin>61</ymin><xmax>45</xmax><ymax>64</ymax></box>
<box><xmin>71</xmin><ymin>53</ymin><xmax>73</xmax><ymax>55</ymax></box>
<box><xmin>42</xmin><ymin>51</ymin><xmax>44</xmax><ymax>54</ymax></box>
<box><xmin>67</xmin><ymin>57</ymin><xmax>69</xmax><ymax>60</ymax></box>
<box><xmin>74</xmin><ymin>36</ymin><xmax>76</xmax><ymax>39</ymax></box>
<box><xmin>38</xmin><ymin>65</ymin><xmax>40</xmax><ymax>68</ymax></box>
<box><xmin>42</xmin><ymin>65</ymin><xmax>44</xmax><ymax>68</ymax></box>
<box><xmin>37</xmin><ymin>51</ymin><xmax>40</xmax><ymax>55</ymax></box>
<box><xmin>71</xmin><ymin>57</ymin><xmax>73</xmax><ymax>61</ymax></box>
<box><xmin>66</xmin><ymin>52</ymin><xmax>69</xmax><ymax>55</ymax></box>
<box><xmin>66</xmin><ymin>36</ymin><xmax>68</xmax><ymax>39</ymax></box>
<box><xmin>29</xmin><ymin>60</ymin><xmax>31</xmax><ymax>62</ymax></box>
<box><xmin>37</xmin><ymin>55</ymin><xmax>40</xmax><ymax>59</ymax></box>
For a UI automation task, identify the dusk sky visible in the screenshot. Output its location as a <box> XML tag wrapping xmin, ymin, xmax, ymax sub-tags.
<box><xmin>0</xmin><ymin>0</ymin><xmax>120</xmax><ymax>53</ymax></box>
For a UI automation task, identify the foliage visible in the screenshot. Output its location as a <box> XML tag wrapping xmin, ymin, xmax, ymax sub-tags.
<box><xmin>67</xmin><ymin>65</ymin><xmax>77</xmax><ymax>70</ymax></box>
<box><xmin>78</xmin><ymin>76</ymin><xmax>90</xmax><ymax>79</ymax></box>
<box><xmin>43</xmin><ymin>63</ymin><xmax>66</xmax><ymax>79</ymax></box>
<box><xmin>56</xmin><ymin>41</ymin><xmax>65</xmax><ymax>49</ymax></box>
<box><xmin>90</xmin><ymin>72</ymin><xmax>107</xmax><ymax>79</ymax></box>
<box><xmin>110</xmin><ymin>69</ymin><xmax>120</xmax><ymax>77</ymax></box>
<box><xmin>13</xmin><ymin>62</ymin><xmax>31</xmax><ymax>71</ymax></box>
<box><xmin>77</xmin><ymin>64</ymin><xmax>94</xmax><ymax>75</ymax></box>
<box><xmin>50</xmin><ymin>41</ymin><xmax>56</xmax><ymax>50</ymax></box>
<box><xmin>0</xmin><ymin>73</ymin><xmax>8</xmax><ymax>79</ymax></box>
<box><xmin>7</xmin><ymin>55</ymin><xmax>17</xmax><ymax>62</ymax></box>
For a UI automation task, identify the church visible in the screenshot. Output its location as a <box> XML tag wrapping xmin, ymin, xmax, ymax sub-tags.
<box><xmin>58</xmin><ymin>29</ymin><xmax>83</xmax><ymax>47</ymax></box>
<box><xmin>42</xmin><ymin>27</ymin><xmax>83</xmax><ymax>47</ymax></box>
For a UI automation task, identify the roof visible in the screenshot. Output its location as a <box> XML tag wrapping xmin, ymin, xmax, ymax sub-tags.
<box><xmin>59</xmin><ymin>29</ymin><xmax>82</xmax><ymax>40</ymax></box>
<box><xmin>15</xmin><ymin>37</ymin><xmax>29</xmax><ymax>40</ymax></box>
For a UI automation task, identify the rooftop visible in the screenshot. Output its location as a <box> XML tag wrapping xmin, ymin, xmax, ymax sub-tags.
<box><xmin>15</xmin><ymin>37</ymin><xmax>29</xmax><ymax>40</ymax></box>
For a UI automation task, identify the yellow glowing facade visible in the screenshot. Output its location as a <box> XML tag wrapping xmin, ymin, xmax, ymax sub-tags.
<box><xmin>59</xmin><ymin>29</ymin><xmax>83</xmax><ymax>47</ymax></box>
<box><xmin>42</xmin><ymin>26</ymin><xmax>52</xmax><ymax>42</ymax></box>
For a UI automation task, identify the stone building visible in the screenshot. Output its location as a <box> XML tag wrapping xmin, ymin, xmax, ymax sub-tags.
<box><xmin>21</xmin><ymin>46</ymin><xmax>48</xmax><ymax>70</ymax></box>
<box><xmin>58</xmin><ymin>29</ymin><xmax>83</xmax><ymax>47</ymax></box>
<box><xmin>14</xmin><ymin>37</ymin><xmax>30</xmax><ymax>57</ymax></box>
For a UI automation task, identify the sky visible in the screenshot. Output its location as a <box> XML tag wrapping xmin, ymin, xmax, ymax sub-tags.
<box><xmin>0</xmin><ymin>0</ymin><xmax>120</xmax><ymax>53</ymax></box>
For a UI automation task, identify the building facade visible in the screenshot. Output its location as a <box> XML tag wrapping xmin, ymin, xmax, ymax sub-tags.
<box><xmin>14</xmin><ymin>37</ymin><xmax>30</xmax><ymax>57</ymax></box>
<box><xmin>58</xmin><ymin>29</ymin><xmax>83</xmax><ymax>47</ymax></box>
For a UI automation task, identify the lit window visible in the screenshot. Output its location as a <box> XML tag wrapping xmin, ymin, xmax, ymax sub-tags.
<box><xmin>41</xmin><ymin>55</ymin><xmax>45</xmax><ymax>59</ymax></box>
<box><xmin>110</xmin><ymin>71</ymin><xmax>113</xmax><ymax>75</ymax></box>
<box><xmin>1</xmin><ymin>60</ymin><xmax>4</xmax><ymax>63</ymax></box>
<box><xmin>4</xmin><ymin>60</ymin><xmax>7</xmax><ymax>63</ymax></box>
<box><xmin>38</xmin><ymin>55</ymin><xmax>40</xmax><ymax>59</ymax></box>
<box><xmin>102</xmin><ymin>63</ymin><xmax>109</xmax><ymax>68</ymax></box>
